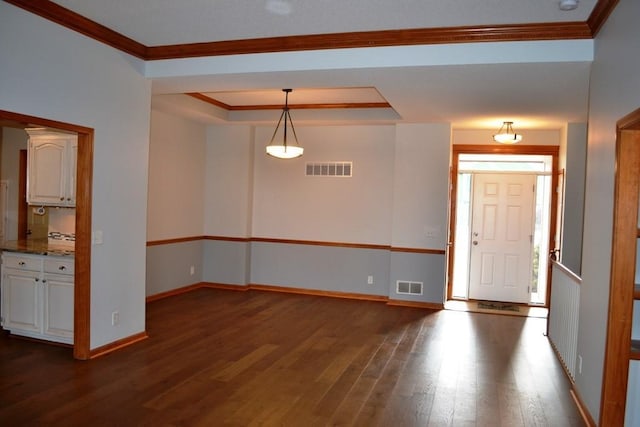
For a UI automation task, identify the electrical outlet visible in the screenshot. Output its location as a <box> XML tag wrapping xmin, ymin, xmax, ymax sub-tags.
<box><xmin>190</xmin><ymin>265</ymin><xmax>195</xmax><ymax>275</ymax></box>
<box><xmin>111</xmin><ymin>311</ymin><xmax>119</xmax><ymax>326</ymax></box>
<box><xmin>367</xmin><ymin>275</ymin><xmax>374</xmax><ymax>285</ymax></box>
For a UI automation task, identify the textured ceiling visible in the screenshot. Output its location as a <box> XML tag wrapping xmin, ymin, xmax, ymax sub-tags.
<box><xmin>51</xmin><ymin>0</ymin><xmax>598</xmax><ymax>46</ymax></box>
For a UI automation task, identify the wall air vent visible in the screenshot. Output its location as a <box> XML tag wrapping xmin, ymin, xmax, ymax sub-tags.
<box><xmin>396</xmin><ymin>280</ymin><xmax>423</xmax><ymax>295</ymax></box>
<box><xmin>305</xmin><ymin>162</ymin><xmax>352</xmax><ymax>177</ymax></box>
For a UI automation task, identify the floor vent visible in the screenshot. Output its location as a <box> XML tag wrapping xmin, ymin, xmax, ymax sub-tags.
<box><xmin>305</xmin><ymin>162</ymin><xmax>352</xmax><ymax>177</ymax></box>
<box><xmin>396</xmin><ymin>280</ymin><xmax>423</xmax><ymax>295</ymax></box>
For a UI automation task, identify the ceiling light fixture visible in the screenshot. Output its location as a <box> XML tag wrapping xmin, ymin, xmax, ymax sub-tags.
<box><xmin>265</xmin><ymin>0</ymin><xmax>293</xmax><ymax>15</ymax></box>
<box><xmin>559</xmin><ymin>0</ymin><xmax>579</xmax><ymax>11</ymax></box>
<box><xmin>266</xmin><ymin>88</ymin><xmax>304</xmax><ymax>159</ymax></box>
<box><xmin>493</xmin><ymin>121</ymin><xmax>523</xmax><ymax>144</ymax></box>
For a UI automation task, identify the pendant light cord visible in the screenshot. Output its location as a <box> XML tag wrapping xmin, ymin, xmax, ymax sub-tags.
<box><xmin>268</xmin><ymin>89</ymin><xmax>299</xmax><ymax>149</ymax></box>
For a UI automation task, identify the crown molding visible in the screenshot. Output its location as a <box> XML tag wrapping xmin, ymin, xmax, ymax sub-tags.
<box><xmin>146</xmin><ymin>22</ymin><xmax>592</xmax><ymax>60</ymax></box>
<box><xmin>588</xmin><ymin>0</ymin><xmax>619</xmax><ymax>36</ymax></box>
<box><xmin>186</xmin><ymin>93</ymin><xmax>391</xmax><ymax>111</ymax></box>
<box><xmin>5</xmin><ymin>0</ymin><xmax>147</xmax><ymax>59</ymax></box>
<box><xmin>5</xmin><ymin>0</ymin><xmax>618</xmax><ymax>61</ymax></box>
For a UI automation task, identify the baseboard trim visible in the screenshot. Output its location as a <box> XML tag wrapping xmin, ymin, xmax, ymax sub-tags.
<box><xmin>547</xmin><ymin>338</ymin><xmax>596</xmax><ymax>427</ymax></box>
<box><xmin>387</xmin><ymin>299</ymin><xmax>443</xmax><ymax>310</ymax></box>
<box><xmin>570</xmin><ymin>387</ymin><xmax>596</xmax><ymax>427</ymax></box>
<box><xmin>200</xmin><ymin>282</ymin><xmax>251</xmax><ymax>292</ymax></box>
<box><xmin>89</xmin><ymin>331</ymin><xmax>149</xmax><ymax>359</ymax></box>
<box><xmin>548</xmin><ymin>338</ymin><xmax>575</xmax><ymax>383</ymax></box>
<box><xmin>146</xmin><ymin>283</ymin><xmax>205</xmax><ymax>302</ymax></box>
<box><xmin>248</xmin><ymin>283</ymin><xmax>389</xmax><ymax>302</ymax></box>
<box><xmin>147</xmin><ymin>282</ymin><xmax>444</xmax><ymax>308</ymax></box>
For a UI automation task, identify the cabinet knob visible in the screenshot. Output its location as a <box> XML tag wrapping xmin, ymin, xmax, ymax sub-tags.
<box><xmin>60</xmin><ymin>197</ymin><xmax>65</xmax><ymax>201</ymax></box>
<box><xmin>35</xmin><ymin>278</ymin><xmax>39</xmax><ymax>282</ymax></box>
<box><xmin>59</xmin><ymin>266</ymin><xmax>66</xmax><ymax>271</ymax></box>
<box><xmin>18</xmin><ymin>261</ymin><xmax>25</xmax><ymax>266</ymax></box>
<box><xmin>42</xmin><ymin>279</ymin><xmax>47</xmax><ymax>283</ymax></box>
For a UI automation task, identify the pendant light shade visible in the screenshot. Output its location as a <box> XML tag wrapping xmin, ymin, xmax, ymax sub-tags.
<box><xmin>493</xmin><ymin>121</ymin><xmax>523</xmax><ymax>144</ymax></box>
<box><xmin>266</xmin><ymin>88</ymin><xmax>304</xmax><ymax>159</ymax></box>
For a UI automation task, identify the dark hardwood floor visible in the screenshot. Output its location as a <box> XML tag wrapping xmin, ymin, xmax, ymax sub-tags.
<box><xmin>0</xmin><ymin>288</ymin><xmax>584</xmax><ymax>426</ymax></box>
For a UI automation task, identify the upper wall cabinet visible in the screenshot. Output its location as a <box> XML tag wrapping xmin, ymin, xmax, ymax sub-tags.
<box><xmin>26</xmin><ymin>129</ymin><xmax>77</xmax><ymax>207</ymax></box>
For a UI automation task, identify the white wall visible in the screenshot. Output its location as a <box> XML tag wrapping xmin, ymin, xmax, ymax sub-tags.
<box><xmin>0</xmin><ymin>3</ymin><xmax>151</xmax><ymax>349</ymax></box>
<box><xmin>577</xmin><ymin>0</ymin><xmax>640</xmax><ymax>420</ymax></box>
<box><xmin>391</xmin><ymin>123</ymin><xmax>450</xmax><ymax>249</ymax></box>
<box><xmin>204</xmin><ymin>125</ymin><xmax>254</xmax><ymax>238</ymax></box>
<box><xmin>252</xmin><ymin>125</ymin><xmax>395</xmax><ymax>244</ymax></box>
<box><xmin>194</xmin><ymin>121</ymin><xmax>450</xmax><ymax>301</ymax></box>
<box><xmin>147</xmin><ymin>109</ymin><xmax>206</xmax><ymax>241</ymax></box>
<box><xmin>561</xmin><ymin>123</ymin><xmax>587</xmax><ymax>275</ymax></box>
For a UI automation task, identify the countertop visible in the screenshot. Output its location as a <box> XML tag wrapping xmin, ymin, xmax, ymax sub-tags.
<box><xmin>1</xmin><ymin>238</ymin><xmax>75</xmax><ymax>257</ymax></box>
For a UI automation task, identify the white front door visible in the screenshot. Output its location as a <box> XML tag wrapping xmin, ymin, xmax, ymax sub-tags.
<box><xmin>468</xmin><ymin>173</ymin><xmax>535</xmax><ymax>303</ymax></box>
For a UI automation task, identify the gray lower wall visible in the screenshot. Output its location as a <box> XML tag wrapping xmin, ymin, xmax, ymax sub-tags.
<box><xmin>389</xmin><ymin>251</ymin><xmax>446</xmax><ymax>303</ymax></box>
<box><xmin>249</xmin><ymin>241</ymin><xmax>391</xmax><ymax>296</ymax></box>
<box><xmin>146</xmin><ymin>240</ymin><xmax>203</xmax><ymax>297</ymax></box>
<box><xmin>147</xmin><ymin>238</ymin><xmax>446</xmax><ymax>304</ymax></box>
<box><xmin>202</xmin><ymin>239</ymin><xmax>251</xmax><ymax>286</ymax></box>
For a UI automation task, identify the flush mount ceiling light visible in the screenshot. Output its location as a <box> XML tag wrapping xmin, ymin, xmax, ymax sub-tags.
<box><xmin>493</xmin><ymin>121</ymin><xmax>523</xmax><ymax>144</ymax></box>
<box><xmin>265</xmin><ymin>0</ymin><xmax>293</xmax><ymax>15</ymax></box>
<box><xmin>559</xmin><ymin>0</ymin><xmax>579</xmax><ymax>11</ymax></box>
<box><xmin>266</xmin><ymin>88</ymin><xmax>304</xmax><ymax>159</ymax></box>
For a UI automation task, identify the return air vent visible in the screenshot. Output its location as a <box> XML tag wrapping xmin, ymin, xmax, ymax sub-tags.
<box><xmin>396</xmin><ymin>280</ymin><xmax>423</xmax><ymax>295</ymax></box>
<box><xmin>305</xmin><ymin>162</ymin><xmax>352</xmax><ymax>177</ymax></box>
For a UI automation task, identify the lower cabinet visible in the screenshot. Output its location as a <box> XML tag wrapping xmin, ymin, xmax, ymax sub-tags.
<box><xmin>1</xmin><ymin>252</ymin><xmax>74</xmax><ymax>344</ymax></box>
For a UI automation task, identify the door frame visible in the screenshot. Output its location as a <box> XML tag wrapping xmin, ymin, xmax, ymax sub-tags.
<box><xmin>447</xmin><ymin>144</ymin><xmax>559</xmax><ymax>307</ymax></box>
<box><xmin>0</xmin><ymin>109</ymin><xmax>93</xmax><ymax>360</ymax></box>
<box><xmin>599</xmin><ymin>107</ymin><xmax>640</xmax><ymax>426</ymax></box>
<box><xmin>18</xmin><ymin>150</ymin><xmax>28</xmax><ymax>239</ymax></box>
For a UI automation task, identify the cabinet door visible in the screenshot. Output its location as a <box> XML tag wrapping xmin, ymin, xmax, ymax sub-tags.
<box><xmin>1</xmin><ymin>269</ymin><xmax>41</xmax><ymax>334</ymax></box>
<box><xmin>42</xmin><ymin>274</ymin><xmax>74</xmax><ymax>341</ymax></box>
<box><xmin>28</xmin><ymin>139</ymin><xmax>67</xmax><ymax>205</ymax></box>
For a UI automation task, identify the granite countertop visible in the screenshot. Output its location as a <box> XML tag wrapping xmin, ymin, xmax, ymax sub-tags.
<box><xmin>1</xmin><ymin>238</ymin><xmax>75</xmax><ymax>257</ymax></box>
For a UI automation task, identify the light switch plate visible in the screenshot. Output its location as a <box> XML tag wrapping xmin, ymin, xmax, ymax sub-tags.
<box><xmin>92</xmin><ymin>230</ymin><xmax>103</xmax><ymax>245</ymax></box>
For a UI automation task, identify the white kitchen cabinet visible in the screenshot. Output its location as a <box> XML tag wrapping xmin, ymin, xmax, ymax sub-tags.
<box><xmin>26</xmin><ymin>129</ymin><xmax>77</xmax><ymax>207</ymax></box>
<box><xmin>1</xmin><ymin>252</ymin><xmax>74</xmax><ymax>344</ymax></box>
<box><xmin>1</xmin><ymin>266</ymin><xmax>41</xmax><ymax>335</ymax></box>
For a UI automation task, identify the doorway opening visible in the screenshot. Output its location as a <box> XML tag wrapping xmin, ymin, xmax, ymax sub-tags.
<box><xmin>0</xmin><ymin>110</ymin><xmax>93</xmax><ymax>360</ymax></box>
<box><xmin>447</xmin><ymin>145</ymin><xmax>559</xmax><ymax>308</ymax></box>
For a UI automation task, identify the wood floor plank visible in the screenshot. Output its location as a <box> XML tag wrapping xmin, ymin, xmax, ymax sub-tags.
<box><xmin>0</xmin><ymin>288</ymin><xmax>585</xmax><ymax>426</ymax></box>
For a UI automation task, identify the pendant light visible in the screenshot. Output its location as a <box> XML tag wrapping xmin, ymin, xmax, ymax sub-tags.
<box><xmin>493</xmin><ymin>121</ymin><xmax>523</xmax><ymax>144</ymax></box>
<box><xmin>266</xmin><ymin>88</ymin><xmax>304</xmax><ymax>159</ymax></box>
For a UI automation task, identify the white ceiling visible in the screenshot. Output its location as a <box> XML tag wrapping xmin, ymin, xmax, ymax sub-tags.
<box><xmin>51</xmin><ymin>0</ymin><xmax>597</xmax><ymax>46</ymax></box>
<box><xmin>47</xmin><ymin>0</ymin><xmax>600</xmax><ymax>130</ymax></box>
